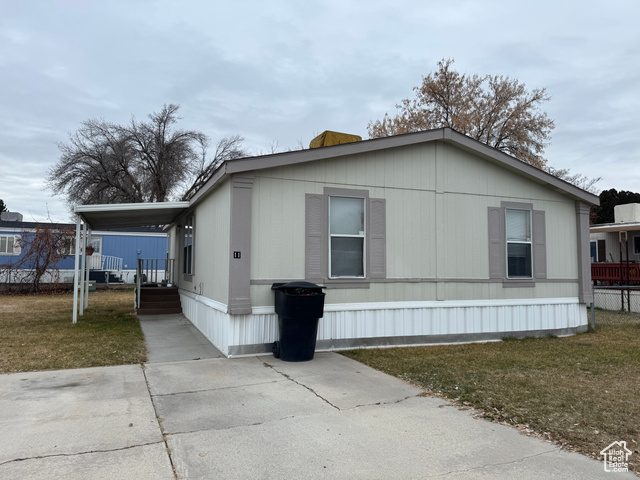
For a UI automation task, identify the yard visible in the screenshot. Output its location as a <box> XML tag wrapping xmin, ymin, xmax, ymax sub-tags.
<box><xmin>342</xmin><ymin>309</ymin><xmax>640</xmax><ymax>474</ymax></box>
<box><xmin>2</xmin><ymin>291</ymin><xmax>638</xmax><ymax>473</ymax></box>
<box><xmin>0</xmin><ymin>289</ymin><xmax>146</xmax><ymax>374</ymax></box>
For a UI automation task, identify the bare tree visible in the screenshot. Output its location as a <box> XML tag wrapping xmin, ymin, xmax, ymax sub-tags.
<box><xmin>368</xmin><ymin>59</ymin><xmax>555</xmax><ymax>169</ymax></box>
<box><xmin>48</xmin><ymin>104</ymin><xmax>247</xmax><ymax>206</ymax></box>
<box><xmin>179</xmin><ymin>134</ymin><xmax>246</xmax><ymax>201</ymax></box>
<box><xmin>0</xmin><ymin>225</ymin><xmax>74</xmax><ymax>293</ymax></box>
<box><xmin>545</xmin><ymin>167</ymin><xmax>601</xmax><ymax>195</ymax></box>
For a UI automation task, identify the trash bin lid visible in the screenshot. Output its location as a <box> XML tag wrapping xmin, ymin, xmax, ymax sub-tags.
<box><xmin>271</xmin><ymin>281</ymin><xmax>326</xmax><ymax>291</ymax></box>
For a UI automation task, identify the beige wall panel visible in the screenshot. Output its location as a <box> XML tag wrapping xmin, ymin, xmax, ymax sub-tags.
<box><xmin>250</xmin><ymin>282</ymin><xmax>440</xmax><ymax>307</ymax></box>
<box><xmin>250</xmin><ymin>280</ymin><xmax>578</xmax><ymax>307</ymax></box>
<box><xmin>256</xmin><ymin>144</ymin><xmax>436</xmax><ymax>191</ymax></box>
<box><xmin>247</xmin><ymin>140</ymin><xmax>582</xmax><ymax>306</ymax></box>
<box><xmin>486</xmin><ymin>282</ymin><xmax>578</xmax><ymax>300</ymax></box>
<box><xmin>439</xmin><ymin>193</ymin><xmax>492</xmax><ymax>278</ymax></box>
<box><xmin>440</xmin><ymin>144</ymin><xmax>565</xmax><ymax>202</ymax></box>
<box><xmin>385</xmin><ymin>189</ymin><xmax>437</xmax><ymax>278</ymax></box>
<box><xmin>190</xmin><ymin>179</ymin><xmax>230</xmax><ymax>304</ymax></box>
<box><xmin>542</xmin><ymin>200</ymin><xmax>579</xmax><ymax>278</ymax></box>
<box><xmin>251</xmin><ymin>175</ymin><xmax>308</xmax><ymax>280</ymax></box>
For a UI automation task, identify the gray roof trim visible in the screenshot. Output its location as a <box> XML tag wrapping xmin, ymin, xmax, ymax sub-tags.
<box><xmin>189</xmin><ymin>128</ymin><xmax>599</xmax><ymax>206</ymax></box>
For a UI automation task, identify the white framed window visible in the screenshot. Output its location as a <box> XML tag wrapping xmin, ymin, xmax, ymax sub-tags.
<box><xmin>0</xmin><ymin>235</ymin><xmax>18</xmax><ymax>255</ymax></box>
<box><xmin>506</xmin><ymin>209</ymin><xmax>532</xmax><ymax>278</ymax></box>
<box><xmin>65</xmin><ymin>235</ymin><xmax>101</xmax><ymax>256</ymax></box>
<box><xmin>329</xmin><ymin>196</ymin><xmax>365</xmax><ymax>278</ymax></box>
<box><xmin>183</xmin><ymin>216</ymin><xmax>194</xmax><ymax>275</ymax></box>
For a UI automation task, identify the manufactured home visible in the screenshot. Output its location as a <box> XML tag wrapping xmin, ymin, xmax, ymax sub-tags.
<box><xmin>74</xmin><ymin>128</ymin><xmax>598</xmax><ymax>356</ymax></box>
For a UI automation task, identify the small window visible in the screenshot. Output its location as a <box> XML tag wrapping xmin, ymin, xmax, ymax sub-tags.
<box><xmin>329</xmin><ymin>196</ymin><xmax>365</xmax><ymax>278</ymax></box>
<box><xmin>183</xmin><ymin>216</ymin><xmax>194</xmax><ymax>275</ymax></box>
<box><xmin>506</xmin><ymin>209</ymin><xmax>532</xmax><ymax>278</ymax></box>
<box><xmin>65</xmin><ymin>236</ymin><xmax>100</xmax><ymax>256</ymax></box>
<box><xmin>0</xmin><ymin>235</ymin><xmax>15</xmax><ymax>254</ymax></box>
<box><xmin>634</xmin><ymin>236</ymin><xmax>640</xmax><ymax>255</ymax></box>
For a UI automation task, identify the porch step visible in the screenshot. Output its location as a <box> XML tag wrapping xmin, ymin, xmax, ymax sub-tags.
<box><xmin>137</xmin><ymin>286</ymin><xmax>182</xmax><ymax>315</ymax></box>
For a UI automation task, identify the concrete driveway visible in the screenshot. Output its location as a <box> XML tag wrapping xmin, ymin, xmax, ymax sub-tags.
<box><xmin>0</xmin><ymin>315</ymin><xmax>634</xmax><ymax>479</ymax></box>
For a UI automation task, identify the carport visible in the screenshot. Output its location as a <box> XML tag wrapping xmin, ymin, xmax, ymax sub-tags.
<box><xmin>72</xmin><ymin>202</ymin><xmax>189</xmax><ymax>323</ymax></box>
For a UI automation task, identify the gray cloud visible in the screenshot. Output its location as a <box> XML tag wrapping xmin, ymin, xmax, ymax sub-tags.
<box><xmin>1</xmin><ymin>0</ymin><xmax>640</xmax><ymax>221</ymax></box>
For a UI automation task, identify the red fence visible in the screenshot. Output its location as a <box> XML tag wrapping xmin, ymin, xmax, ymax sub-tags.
<box><xmin>591</xmin><ymin>263</ymin><xmax>640</xmax><ymax>285</ymax></box>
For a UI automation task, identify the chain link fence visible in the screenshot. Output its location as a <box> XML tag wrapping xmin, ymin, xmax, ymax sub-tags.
<box><xmin>589</xmin><ymin>285</ymin><xmax>640</xmax><ymax>327</ymax></box>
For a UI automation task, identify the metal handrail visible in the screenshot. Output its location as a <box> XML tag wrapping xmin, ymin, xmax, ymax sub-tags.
<box><xmin>101</xmin><ymin>255</ymin><xmax>123</xmax><ymax>272</ymax></box>
<box><xmin>136</xmin><ymin>257</ymin><xmax>175</xmax><ymax>309</ymax></box>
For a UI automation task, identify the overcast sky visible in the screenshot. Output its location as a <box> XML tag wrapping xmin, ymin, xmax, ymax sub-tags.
<box><xmin>1</xmin><ymin>0</ymin><xmax>639</xmax><ymax>222</ymax></box>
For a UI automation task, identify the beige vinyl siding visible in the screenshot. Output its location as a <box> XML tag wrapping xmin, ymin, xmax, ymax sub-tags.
<box><xmin>249</xmin><ymin>280</ymin><xmax>580</xmax><ymax>307</ymax></box>
<box><xmin>248</xmin><ymin>140</ymin><xmax>580</xmax><ymax>306</ymax></box>
<box><xmin>251</xmin><ymin>175</ymin><xmax>307</xmax><ymax>280</ymax></box>
<box><xmin>385</xmin><ymin>188</ymin><xmax>436</xmax><ymax>279</ymax></box>
<box><xmin>191</xmin><ymin>178</ymin><xmax>231</xmax><ymax>304</ymax></box>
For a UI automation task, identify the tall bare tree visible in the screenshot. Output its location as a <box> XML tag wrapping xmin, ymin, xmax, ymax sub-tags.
<box><xmin>368</xmin><ymin>59</ymin><xmax>555</xmax><ymax>169</ymax></box>
<box><xmin>48</xmin><ymin>104</ymin><xmax>247</xmax><ymax>206</ymax></box>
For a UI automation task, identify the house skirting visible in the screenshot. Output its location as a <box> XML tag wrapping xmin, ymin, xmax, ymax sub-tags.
<box><xmin>179</xmin><ymin>291</ymin><xmax>587</xmax><ymax>357</ymax></box>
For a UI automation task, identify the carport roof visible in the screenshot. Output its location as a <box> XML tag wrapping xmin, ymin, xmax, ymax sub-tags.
<box><xmin>590</xmin><ymin>222</ymin><xmax>640</xmax><ymax>233</ymax></box>
<box><xmin>74</xmin><ymin>202</ymin><xmax>189</xmax><ymax>230</ymax></box>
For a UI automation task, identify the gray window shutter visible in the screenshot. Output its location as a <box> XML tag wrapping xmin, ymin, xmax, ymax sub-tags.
<box><xmin>488</xmin><ymin>207</ymin><xmax>504</xmax><ymax>279</ymax></box>
<box><xmin>305</xmin><ymin>194</ymin><xmax>327</xmax><ymax>281</ymax></box>
<box><xmin>533</xmin><ymin>210</ymin><xmax>547</xmax><ymax>279</ymax></box>
<box><xmin>368</xmin><ymin>198</ymin><xmax>386</xmax><ymax>279</ymax></box>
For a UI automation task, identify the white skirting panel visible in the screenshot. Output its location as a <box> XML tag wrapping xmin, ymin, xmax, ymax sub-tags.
<box><xmin>179</xmin><ymin>293</ymin><xmax>587</xmax><ymax>357</ymax></box>
<box><xmin>319</xmin><ymin>300</ymin><xmax>583</xmax><ymax>340</ymax></box>
<box><xmin>180</xmin><ymin>291</ymin><xmax>230</xmax><ymax>356</ymax></box>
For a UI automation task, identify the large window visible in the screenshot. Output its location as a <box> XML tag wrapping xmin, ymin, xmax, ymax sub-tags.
<box><xmin>0</xmin><ymin>235</ymin><xmax>17</xmax><ymax>255</ymax></box>
<box><xmin>183</xmin><ymin>216</ymin><xmax>194</xmax><ymax>275</ymax></box>
<box><xmin>329</xmin><ymin>196</ymin><xmax>365</xmax><ymax>278</ymax></box>
<box><xmin>305</xmin><ymin>188</ymin><xmax>386</xmax><ymax>284</ymax></box>
<box><xmin>506</xmin><ymin>209</ymin><xmax>532</xmax><ymax>278</ymax></box>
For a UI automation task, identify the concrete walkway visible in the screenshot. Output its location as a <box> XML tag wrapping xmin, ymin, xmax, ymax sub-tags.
<box><xmin>138</xmin><ymin>313</ymin><xmax>224</xmax><ymax>362</ymax></box>
<box><xmin>0</xmin><ymin>314</ymin><xmax>634</xmax><ymax>479</ymax></box>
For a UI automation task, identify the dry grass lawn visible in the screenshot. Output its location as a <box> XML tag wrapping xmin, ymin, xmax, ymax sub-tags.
<box><xmin>342</xmin><ymin>310</ymin><xmax>640</xmax><ymax>474</ymax></box>
<box><xmin>0</xmin><ymin>289</ymin><xmax>146</xmax><ymax>374</ymax></box>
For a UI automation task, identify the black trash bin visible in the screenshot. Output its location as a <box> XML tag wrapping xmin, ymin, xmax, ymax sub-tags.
<box><xmin>271</xmin><ymin>281</ymin><xmax>326</xmax><ymax>362</ymax></box>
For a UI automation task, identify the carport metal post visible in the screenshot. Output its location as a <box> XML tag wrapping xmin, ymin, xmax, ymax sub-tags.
<box><xmin>83</xmin><ymin>228</ymin><xmax>91</xmax><ymax>310</ymax></box>
<box><xmin>79</xmin><ymin>226</ymin><xmax>87</xmax><ymax>316</ymax></box>
<box><xmin>72</xmin><ymin>216</ymin><xmax>82</xmax><ymax>324</ymax></box>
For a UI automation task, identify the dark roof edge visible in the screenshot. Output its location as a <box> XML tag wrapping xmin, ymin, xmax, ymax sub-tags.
<box><xmin>189</xmin><ymin>127</ymin><xmax>599</xmax><ymax>206</ymax></box>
